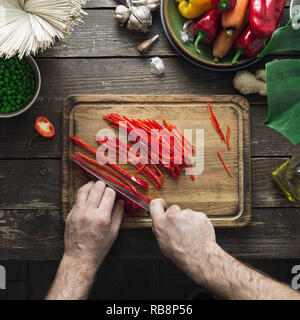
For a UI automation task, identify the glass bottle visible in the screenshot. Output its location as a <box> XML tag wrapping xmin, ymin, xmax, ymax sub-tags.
<box><xmin>272</xmin><ymin>156</ymin><xmax>300</xmax><ymax>201</ymax></box>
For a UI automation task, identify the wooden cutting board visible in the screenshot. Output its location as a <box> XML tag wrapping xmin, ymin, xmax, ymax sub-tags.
<box><xmin>62</xmin><ymin>95</ymin><xmax>251</xmax><ymax>228</ymax></box>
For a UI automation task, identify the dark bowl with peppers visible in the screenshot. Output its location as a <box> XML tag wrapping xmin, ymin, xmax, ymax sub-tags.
<box><xmin>0</xmin><ymin>55</ymin><xmax>41</xmax><ymax>119</ymax></box>
<box><xmin>161</xmin><ymin>0</ymin><xmax>285</xmax><ymax>71</ymax></box>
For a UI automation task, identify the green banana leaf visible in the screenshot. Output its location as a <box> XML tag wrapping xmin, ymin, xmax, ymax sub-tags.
<box><xmin>259</xmin><ymin>17</ymin><xmax>300</xmax><ymax>57</ymax></box>
<box><xmin>265</xmin><ymin>59</ymin><xmax>300</xmax><ymax>145</ymax></box>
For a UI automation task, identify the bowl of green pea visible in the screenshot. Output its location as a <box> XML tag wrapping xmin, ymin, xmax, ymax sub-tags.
<box><xmin>0</xmin><ymin>55</ymin><xmax>41</xmax><ymax>118</ymax></box>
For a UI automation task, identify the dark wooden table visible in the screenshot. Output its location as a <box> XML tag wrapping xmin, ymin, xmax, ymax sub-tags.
<box><xmin>0</xmin><ymin>0</ymin><xmax>299</xmax><ymax>261</ymax></box>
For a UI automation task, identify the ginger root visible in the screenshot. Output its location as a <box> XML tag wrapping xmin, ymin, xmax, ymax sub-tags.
<box><xmin>255</xmin><ymin>69</ymin><xmax>266</xmax><ymax>82</ymax></box>
<box><xmin>233</xmin><ymin>70</ymin><xmax>267</xmax><ymax>96</ymax></box>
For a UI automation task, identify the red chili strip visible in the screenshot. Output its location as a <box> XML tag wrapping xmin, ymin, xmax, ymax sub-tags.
<box><xmin>207</xmin><ymin>103</ymin><xmax>225</xmax><ymax>143</ymax></box>
<box><xmin>97</xmin><ymin>137</ymin><xmax>163</xmax><ymax>189</ymax></box>
<box><xmin>69</xmin><ymin>137</ymin><xmax>149</xmax><ymax>190</ymax></box>
<box><xmin>163</xmin><ymin>118</ymin><xmax>195</xmax><ymax>154</ymax></box>
<box><xmin>72</xmin><ymin>154</ymin><xmax>136</xmax><ymax>194</ymax></box>
<box><xmin>135</xmin><ymin>164</ymin><xmax>146</xmax><ymax>177</ymax></box>
<box><xmin>77</xmin><ymin>153</ymin><xmax>137</xmax><ymax>194</ymax></box>
<box><xmin>111</xmin><ymin>137</ymin><xmax>165</xmax><ymax>187</ymax></box>
<box><xmin>217</xmin><ymin>151</ymin><xmax>232</xmax><ymax>177</ymax></box>
<box><xmin>226</xmin><ymin>126</ymin><xmax>231</xmax><ymax>150</ymax></box>
<box><xmin>72</xmin><ymin>154</ymin><xmax>151</xmax><ymax>217</ymax></box>
<box><xmin>162</xmin><ymin>118</ymin><xmax>195</xmax><ymax>180</ymax></box>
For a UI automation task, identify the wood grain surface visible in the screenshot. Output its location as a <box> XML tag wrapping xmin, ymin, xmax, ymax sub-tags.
<box><xmin>0</xmin><ymin>2</ymin><xmax>299</xmax><ymax>259</ymax></box>
<box><xmin>62</xmin><ymin>95</ymin><xmax>251</xmax><ymax>227</ymax></box>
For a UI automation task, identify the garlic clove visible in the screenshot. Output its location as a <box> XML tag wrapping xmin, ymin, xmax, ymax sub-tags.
<box><xmin>138</xmin><ymin>34</ymin><xmax>159</xmax><ymax>54</ymax></box>
<box><xmin>145</xmin><ymin>0</ymin><xmax>160</xmax><ymax>12</ymax></box>
<box><xmin>150</xmin><ymin>57</ymin><xmax>165</xmax><ymax>75</ymax></box>
<box><xmin>181</xmin><ymin>20</ymin><xmax>195</xmax><ymax>43</ymax></box>
<box><xmin>114</xmin><ymin>5</ymin><xmax>131</xmax><ymax>24</ymax></box>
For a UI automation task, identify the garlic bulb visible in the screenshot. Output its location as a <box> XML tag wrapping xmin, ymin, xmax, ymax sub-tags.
<box><xmin>114</xmin><ymin>0</ymin><xmax>159</xmax><ymax>32</ymax></box>
<box><xmin>114</xmin><ymin>5</ymin><xmax>131</xmax><ymax>24</ymax></box>
<box><xmin>127</xmin><ymin>6</ymin><xmax>152</xmax><ymax>32</ymax></box>
<box><xmin>144</xmin><ymin>0</ymin><xmax>160</xmax><ymax>12</ymax></box>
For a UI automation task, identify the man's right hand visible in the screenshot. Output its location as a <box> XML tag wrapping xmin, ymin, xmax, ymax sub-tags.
<box><xmin>150</xmin><ymin>199</ymin><xmax>218</xmax><ymax>284</ymax></box>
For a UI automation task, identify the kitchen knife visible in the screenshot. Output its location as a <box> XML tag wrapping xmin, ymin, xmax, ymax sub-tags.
<box><xmin>71</xmin><ymin>155</ymin><xmax>150</xmax><ymax>212</ymax></box>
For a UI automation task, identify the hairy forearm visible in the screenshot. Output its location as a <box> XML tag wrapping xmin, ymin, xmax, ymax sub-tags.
<box><xmin>189</xmin><ymin>244</ymin><xmax>300</xmax><ymax>300</ymax></box>
<box><xmin>46</xmin><ymin>255</ymin><xmax>98</xmax><ymax>300</ymax></box>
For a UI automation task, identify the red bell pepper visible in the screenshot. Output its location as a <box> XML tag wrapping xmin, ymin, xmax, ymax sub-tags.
<box><xmin>232</xmin><ymin>0</ymin><xmax>286</xmax><ymax>63</ymax></box>
<box><xmin>232</xmin><ymin>26</ymin><xmax>264</xmax><ymax>64</ymax></box>
<box><xmin>193</xmin><ymin>9</ymin><xmax>222</xmax><ymax>54</ymax></box>
<box><xmin>274</xmin><ymin>0</ymin><xmax>286</xmax><ymax>23</ymax></box>
<box><xmin>249</xmin><ymin>0</ymin><xmax>277</xmax><ymax>40</ymax></box>
<box><xmin>212</xmin><ymin>0</ymin><xmax>236</xmax><ymax>12</ymax></box>
<box><xmin>27</xmin><ymin>116</ymin><xmax>55</xmax><ymax>151</ymax></box>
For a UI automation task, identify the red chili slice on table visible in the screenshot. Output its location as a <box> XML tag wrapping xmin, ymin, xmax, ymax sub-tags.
<box><xmin>27</xmin><ymin>116</ymin><xmax>55</xmax><ymax>151</ymax></box>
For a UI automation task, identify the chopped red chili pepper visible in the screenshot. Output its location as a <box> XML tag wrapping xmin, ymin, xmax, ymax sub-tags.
<box><xmin>207</xmin><ymin>103</ymin><xmax>225</xmax><ymax>143</ymax></box>
<box><xmin>135</xmin><ymin>164</ymin><xmax>146</xmax><ymax>177</ymax></box>
<box><xmin>77</xmin><ymin>153</ymin><xmax>137</xmax><ymax>194</ymax></box>
<box><xmin>72</xmin><ymin>153</ymin><xmax>135</xmax><ymax>194</ymax></box>
<box><xmin>217</xmin><ymin>151</ymin><xmax>232</xmax><ymax>177</ymax></box>
<box><xmin>226</xmin><ymin>126</ymin><xmax>231</xmax><ymax>150</ymax></box>
<box><xmin>69</xmin><ymin>136</ymin><xmax>149</xmax><ymax>190</ymax></box>
<box><xmin>103</xmin><ymin>114</ymin><xmax>197</xmax><ymax>186</ymax></box>
<box><xmin>72</xmin><ymin>153</ymin><xmax>151</xmax><ymax>217</ymax></box>
<box><xmin>97</xmin><ymin>137</ymin><xmax>163</xmax><ymax>189</ymax></box>
<box><xmin>27</xmin><ymin>116</ymin><xmax>55</xmax><ymax>151</ymax></box>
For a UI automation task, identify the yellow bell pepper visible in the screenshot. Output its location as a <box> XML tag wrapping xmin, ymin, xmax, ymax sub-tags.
<box><xmin>176</xmin><ymin>0</ymin><xmax>212</xmax><ymax>19</ymax></box>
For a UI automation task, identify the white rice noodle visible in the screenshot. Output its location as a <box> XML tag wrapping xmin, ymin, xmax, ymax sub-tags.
<box><xmin>0</xmin><ymin>0</ymin><xmax>87</xmax><ymax>58</ymax></box>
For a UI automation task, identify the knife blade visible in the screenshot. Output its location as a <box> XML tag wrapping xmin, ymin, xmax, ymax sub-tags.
<box><xmin>72</xmin><ymin>156</ymin><xmax>150</xmax><ymax>212</ymax></box>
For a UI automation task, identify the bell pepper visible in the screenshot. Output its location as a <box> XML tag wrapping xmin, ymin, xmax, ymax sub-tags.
<box><xmin>176</xmin><ymin>0</ymin><xmax>212</xmax><ymax>19</ymax></box>
<box><xmin>232</xmin><ymin>26</ymin><xmax>264</xmax><ymax>64</ymax></box>
<box><xmin>193</xmin><ymin>9</ymin><xmax>221</xmax><ymax>54</ymax></box>
<box><xmin>212</xmin><ymin>0</ymin><xmax>236</xmax><ymax>12</ymax></box>
<box><xmin>249</xmin><ymin>0</ymin><xmax>277</xmax><ymax>40</ymax></box>
<box><xmin>27</xmin><ymin>116</ymin><xmax>55</xmax><ymax>151</ymax></box>
<box><xmin>232</xmin><ymin>0</ymin><xmax>286</xmax><ymax>63</ymax></box>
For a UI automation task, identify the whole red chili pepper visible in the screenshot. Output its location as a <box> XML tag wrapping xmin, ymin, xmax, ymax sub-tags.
<box><xmin>212</xmin><ymin>0</ymin><xmax>236</xmax><ymax>12</ymax></box>
<box><xmin>193</xmin><ymin>9</ymin><xmax>222</xmax><ymax>54</ymax></box>
<box><xmin>249</xmin><ymin>0</ymin><xmax>277</xmax><ymax>40</ymax></box>
<box><xmin>232</xmin><ymin>26</ymin><xmax>264</xmax><ymax>64</ymax></box>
